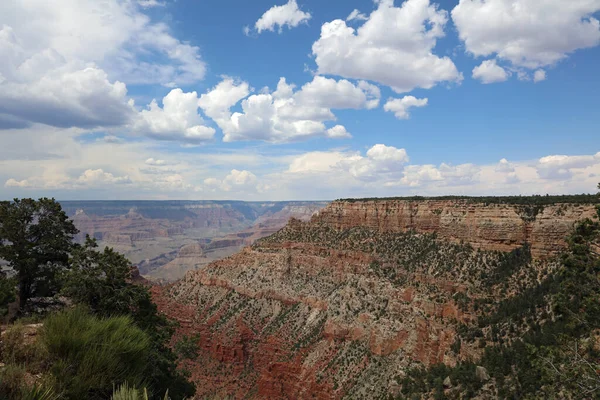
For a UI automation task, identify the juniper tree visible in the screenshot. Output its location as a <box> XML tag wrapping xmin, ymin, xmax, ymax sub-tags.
<box><xmin>64</xmin><ymin>237</ymin><xmax>196</xmax><ymax>399</ymax></box>
<box><xmin>0</xmin><ymin>198</ymin><xmax>77</xmax><ymax>312</ymax></box>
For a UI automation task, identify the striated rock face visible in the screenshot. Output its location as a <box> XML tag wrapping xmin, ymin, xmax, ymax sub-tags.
<box><xmin>313</xmin><ymin>200</ymin><xmax>597</xmax><ymax>258</ymax></box>
<box><xmin>140</xmin><ymin>203</ymin><xmax>325</xmax><ymax>281</ymax></box>
<box><xmin>154</xmin><ymin>198</ymin><xmax>598</xmax><ymax>399</ymax></box>
<box><xmin>177</xmin><ymin>243</ymin><xmax>204</xmax><ymax>258</ymax></box>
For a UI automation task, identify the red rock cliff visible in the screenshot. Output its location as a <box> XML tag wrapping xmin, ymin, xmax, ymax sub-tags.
<box><xmin>155</xmin><ymin>198</ymin><xmax>598</xmax><ymax>399</ymax></box>
<box><xmin>312</xmin><ymin>200</ymin><xmax>597</xmax><ymax>258</ymax></box>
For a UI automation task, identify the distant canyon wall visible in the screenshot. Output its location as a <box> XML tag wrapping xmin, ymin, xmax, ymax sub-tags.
<box><xmin>313</xmin><ymin>200</ymin><xmax>598</xmax><ymax>258</ymax></box>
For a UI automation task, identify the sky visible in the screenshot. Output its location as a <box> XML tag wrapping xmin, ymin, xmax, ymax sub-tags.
<box><xmin>0</xmin><ymin>0</ymin><xmax>599</xmax><ymax>201</ymax></box>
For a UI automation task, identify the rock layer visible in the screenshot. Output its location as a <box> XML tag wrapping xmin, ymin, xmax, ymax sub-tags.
<box><xmin>314</xmin><ymin>200</ymin><xmax>597</xmax><ymax>258</ymax></box>
<box><xmin>155</xmin><ymin>198</ymin><xmax>598</xmax><ymax>399</ymax></box>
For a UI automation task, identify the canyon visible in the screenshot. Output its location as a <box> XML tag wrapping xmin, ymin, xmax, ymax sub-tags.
<box><xmin>154</xmin><ymin>197</ymin><xmax>599</xmax><ymax>399</ymax></box>
<box><xmin>61</xmin><ymin>200</ymin><xmax>327</xmax><ymax>281</ymax></box>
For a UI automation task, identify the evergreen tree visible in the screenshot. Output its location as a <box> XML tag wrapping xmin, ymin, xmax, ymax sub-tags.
<box><xmin>64</xmin><ymin>237</ymin><xmax>196</xmax><ymax>399</ymax></box>
<box><xmin>0</xmin><ymin>198</ymin><xmax>77</xmax><ymax>312</ymax></box>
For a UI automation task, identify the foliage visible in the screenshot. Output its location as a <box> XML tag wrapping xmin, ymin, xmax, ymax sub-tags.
<box><xmin>398</xmin><ymin>183</ymin><xmax>600</xmax><ymax>399</ymax></box>
<box><xmin>0</xmin><ymin>363</ymin><xmax>28</xmax><ymax>398</ymax></box>
<box><xmin>1</xmin><ymin>323</ymin><xmax>48</xmax><ymax>372</ymax></box>
<box><xmin>63</xmin><ymin>238</ymin><xmax>195</xmax><ymax>399</ymax></box>
<box><xmin>42</xmin><ymin>307</ymin><xmax>150</xmax><ymax>400</ymax></box>
<box><xmin>62</xmin><ymin>236</ymin><xmax>148</xmax><ymax>318</ymax></box>
<box><xmin>111</xmin><ymin>383</ymin><xmax>171</xmax><ymax>400</ymax></box>
<box><xmin>400</xmin><ymin>362</ymin><xmax>483</xmax><ymax>399</ymax></box>
<box><xmin>0</xmin><ymin>364</ymin><xmax>58</xmax><ymax>399</ymax></box>
<box><xmin>0</xmin><ymin>198</ymin><xmax>78</xmax><ymax>311</ymax></box>
<box><xmin>19</xmin><ymin>385</ymin><xmax>60</xmax><ymax>400</ymax></box>
<box><xmin>0</xmin><ymin>272</ymin><xmax>16</xmax><ymax>317</ymax></box>
<box><xmin>174</xmin><ymin>334</ymin><xmax>200</xmax><ymax>361</ymax></box>
<box><xmin>0</xmin><ymin>198</ymin><xmax>195</xmax><ymax>399</ymax></box>
<box><xmin>111</xmin><ymin>383</ymin><xmax>149</xmax><ymax>400</ymax></box>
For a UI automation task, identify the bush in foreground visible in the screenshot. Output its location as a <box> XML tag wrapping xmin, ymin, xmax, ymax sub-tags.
<box><xmin>42</xmin><ymin>307</ymin><xmax>151</xmax><ymax>400</ymax></box>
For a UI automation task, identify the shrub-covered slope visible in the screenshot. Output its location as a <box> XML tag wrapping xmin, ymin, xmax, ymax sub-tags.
<box><xmin>160</xmin><ymin>196</ymin><xmax>599</xmax><ymax>399</ymax></box>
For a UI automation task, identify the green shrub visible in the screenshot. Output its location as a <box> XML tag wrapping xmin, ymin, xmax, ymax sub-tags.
<box><xmin>111</xmin><ymin>383</ymin><xmax>171</xmax><ymax>400</ymax></box>
<box><xmin>0</xmin><ymin>363</ymin><xmax>28</xmax><ymax>398</ymax></box>
<box><xmin>111</xmin><ymin>382</ymin><xmax>149</xmax><ymax>400</ymax></box>
<box><xmin>42</xmin><ymin>307</ymin><xmax>151</xmax><ymax>400</ymax></box>
<box><xmin>1</xmin><ymin>323</ymin><xmax>47</xmax><ymax>372</ymax></box>
<box><xmin>19</xmin><ymin>384</ymin><xmax>59</xmax><ymax>400</ymax></box>
<box><xmin>64</xmin><ymin>238</ymin><xmax>196</xmax><ymax>399</ymax></box>
<box><xmin>0</xmin><ymin>274</ymin><xmax>15</xmax><ymax>318</ymax></box>
<box><xmin>174</xmin><ymin>334</ymin><xmax>200</xmax><ymax>361</ymax></box>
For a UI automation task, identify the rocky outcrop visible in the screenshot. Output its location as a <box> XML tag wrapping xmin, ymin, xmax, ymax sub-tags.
<box><xmin>177</xmin><ymin>243</ymin><xmax>204</xmax><ymax>258</ymax></box>
<box><xmin>313</xmin><ymin>200</ymin><xmax>597</xmax><ymax>258</ymax></box>
<box><xmin>152</xmin><ymin>197</ymin><xmax>598</xmax><ymax>399</ymax></box>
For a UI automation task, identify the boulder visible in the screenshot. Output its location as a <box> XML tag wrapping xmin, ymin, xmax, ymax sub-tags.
<box><xmin>476</xmin><ymin>366</ymin><xmax>490</xmax><ymax>382</ymax></box>
<box><xmin>443</xmin><ymin>376</ymin><xmax>452</xmax><ymax>388</ymax></box>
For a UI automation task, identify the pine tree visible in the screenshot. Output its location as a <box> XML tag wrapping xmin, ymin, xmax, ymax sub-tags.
<box><xmin>0</xmin><ymin>198</ymin><xmax>77</xmax><ymax>312</ymax></box>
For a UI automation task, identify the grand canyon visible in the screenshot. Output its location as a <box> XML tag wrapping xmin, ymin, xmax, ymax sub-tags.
<box><xmin>3</xmin><ymin>1</ymin><xmax>600</xmax><ymax>398</ymax></box>
<box><xmin>61</xmin><ymin>201</ymin><xmax>327</xmax><ymax>281</ymax></box>
<box><xmin>146</xmin><ymin>196</ymin><xmax>600</xmax><ymax>399</ymax></box>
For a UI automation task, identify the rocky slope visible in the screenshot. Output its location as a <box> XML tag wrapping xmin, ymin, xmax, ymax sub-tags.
<box><xmin>155</xmin><ymin>197</ymin><xmax>598</xmax><ymax>399</ymax></box>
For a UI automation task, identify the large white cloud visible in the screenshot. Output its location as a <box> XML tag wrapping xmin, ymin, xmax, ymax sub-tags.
<box><xmin>294</xmin><ymin>77</ymin><xmax>380</xmax><ymax>110</ymax></box>
<box><xmin>136</xmin><ymin>89</ymin><xmax>215</xmax><ymax>144</ymax></box>
<box><xmin>253</xmin><ymin>0</ymin><xmax>311</xmax><ymax>34</ymax></box>
<box><xmin>198</xmin><ymin>78</ymin><xmax>252</xmax><ymax>128</ymax></box>
<box><xmin>536</xmin><ymin>153</ymin><xmax>600</xmax><ymax>180</ymax></box>
<box><xmin>0</xmin><ymin>26</ymin><xmax>135</xmax><ymax>129</ymax></box>
<box><xmin>0</xmin><ymin>0</ymin><xmax>205</xmax><ymax>87</ymax></box>
<box><xmin>342</xmin><ymin>144</ymin><xmax>410</xmax><ymax>181</ymax></box>
<box><xmin>286</xmin><ymin>144</ymin><xmax>410</xmax><ymax>181</ymax></box>
<box><xmin>312</xmin><ymin>0</ymin><xmax>462</xmax><ymax>93</ymax></box>
<box><xmin>452</xmin><ymin>0</ymin><xmax>600</xmax><ymax>74</ymax></box>
<box><xmin>0</xmin><ymin>0</ymin><xmax>206</xmax><ymax>131</ymax></box>
<box><xmin>199</xmin><ymin>76</ymin><xmax>379</xmax><ymax>143</ymax></box>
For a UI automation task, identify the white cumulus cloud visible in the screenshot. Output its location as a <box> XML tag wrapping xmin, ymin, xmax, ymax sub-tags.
<box><xmin>472</xmin><ymin>59</ymin><xmax>509</xmax><ymax>84</ymax></box>
<box><xmin>0</xmin><ymin>0</ymin><xmax>206</xmax><ymax>130</ymax></box>
<box><xmin>401</xmin><ymin>163</ymin><xmax>480</xmax><ymax>187</ymax></box>
<box><xmin>340</xmin><ymin>144</ymin><xmax>410</xmax><ymax>181</ymax></box>
<box><xmin>199</xmin><ymin>76</ymin><xmax>378</xmax><ymax>143</ymax></box>
<box><xmin>136</xmin><ymin>89</ymin><xmax>215</xmax><ymax>144</ymax></box>
<box><xmin>384</xmin><ymin>96</ymin><xmax>428</xmax><ymax>119</ymax></box>
<box><xmin>452</xmin><ymin>0</ymin><xmax>600</xmax><ymax>72</ymax></box>
<box><xmin>254</xmin><ymin>0</ymin><xmax>311</xmax><ymax>34</ymax></box>
<box><xmin>326</xmin><ymin>125</ymin><xmax>352</xmax><ymax>139</ymax></box>
<box><xmin>312</xmin><ymin>0</ymin><xmax>462</xmax><ymax>93</ymax></box>
<box><xmin>537</xmin><ymin>153</ymin><xmax>600</xmax><ymax>180</ymax></box>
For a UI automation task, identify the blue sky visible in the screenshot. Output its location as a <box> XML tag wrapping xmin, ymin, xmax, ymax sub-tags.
<box><xmin>0</xmin><ymin>0</ymin><xmax>599</xmax><ymax>200</ymax></box>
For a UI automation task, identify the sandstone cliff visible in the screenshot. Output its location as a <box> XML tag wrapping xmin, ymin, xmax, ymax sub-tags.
<box><xmin>313</xmin><ymin>200</ymin><xmax>597</xmax><ymax>258</ymax></box>
<box><xmin>154</xmin><ymin>197</ymin><xmax>598</xmax><ymax>399</ymax></box>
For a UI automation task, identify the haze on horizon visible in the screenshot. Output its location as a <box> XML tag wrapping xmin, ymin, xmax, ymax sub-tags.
<box><xmin>1</xmin><ymin>0</ymin><xmax>599</xmax><ymax>202</ymax></box>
